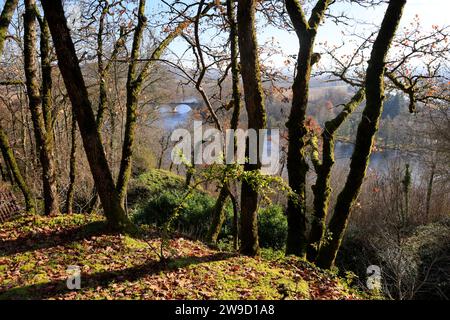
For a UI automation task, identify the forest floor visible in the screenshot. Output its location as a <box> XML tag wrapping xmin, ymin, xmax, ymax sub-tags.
<box><xmin>0</xmin><ymin>214</ymin><xmax>367</xmax><ymax>300</ymax></box>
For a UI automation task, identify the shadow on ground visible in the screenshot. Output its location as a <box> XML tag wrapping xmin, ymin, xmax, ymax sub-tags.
<box><xmin>0</xmin><ymin>252</ymin><xmax>234</xmax><ymax>300</ymax></box>
<box><xmin>0</xmin><ymin>221</ymin><xmax>110</xmax><ymax>257</ymax></box>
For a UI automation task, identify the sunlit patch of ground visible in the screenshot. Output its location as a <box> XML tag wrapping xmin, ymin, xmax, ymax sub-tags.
<box><xmin>0</xmin><ymin>214</ymin><xmax>366</xmax><ymax>300</ymax></box>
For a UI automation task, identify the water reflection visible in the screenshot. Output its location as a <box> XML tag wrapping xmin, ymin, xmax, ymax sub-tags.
<box><xmin>156</xmin><ymin>106</ymin><xmax>416</xmax><ymax>174</ymax></box>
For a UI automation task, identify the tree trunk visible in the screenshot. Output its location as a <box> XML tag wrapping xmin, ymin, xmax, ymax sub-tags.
<box><xmin>0</xmin><ymin>0</ymin><xmax>22</xmax><ymax>197</ymax></box>
<box><xmin>41</xmin><ymin>0</ymin><xmax>135</xmax><ymax>233</ymax></box>
<box><xmin>237</xmin><ymin>0</ymin><xmax>267</xmax><ymax>256</ymax></box>
<box><xmin>116</xmin><ymin>0</ymin><xmax>187</xmax><ymax>204</ymax></box>
<box><xmin>207</xmin><ymin>0</ymin><xmax>241</xmax><ymax>244</ymax></box>
<box><xmin>0</xmin><ymin>125</ymin><xmax>35</xmax><ymax>214</ymax></box>
<box><xmin>207</xmin><ymin>185</ymin><xmax>229</xmax><ymax>243</ymax></box>
<box><xmin>316</xmin><ymin>0</ymin><xmax>407</xmax><ymax>269</ymax></box>
<box><xmin>230</xmin><ymin>189</ymin><xmax>240</xmax><ymax>251</ymax></box>
<box><xmin>0</xmin><ymin>0</ymin><xmax>18</xmax><ymax>52</ymax></box>
<box><xmin>285</xmin><ymin>33</ymin><xmax>312</xmax><ymax>258</ymax></box>
<box><xmin>284</xmin><ymin>0</ymin><xmax>331</xmax><ymax>258</ymax></box>
<box><xmin>307</xmin><ymin>88</ymin><xmax>365</xmax><ymax>261</ymax></box>
<box><xmin>65</xmin><ymin>113</ymin><xmax>77</xmax><ymax>214</ymax></box>
<box><xmin>425</xmin><ymin>162</ymin><xmax>435</xmax><ymax>221</ymax></box>
<box><xmin>85</xmin><ymin>7</ymin><xmax>127</xmax><ymax>214</ymax></box>
<box><xmin>24</xmin><ymin>0</ymin><xmax>59</xmax><ymax>216</ymax></box>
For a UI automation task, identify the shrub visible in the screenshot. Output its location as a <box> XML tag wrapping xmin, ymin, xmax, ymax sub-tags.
<box><xmin>130</xmin><ymin>170</ymin><xmax>289</xmax><ymax>249</ymax></box>
<box><xmin>337</xmin><ymin>218</ymin><xmax>450</xmax><ymax>299</ymax></box>
<box><xmin>127</xmin><ymin>169</ymin><xmax>185</xmax><ymax>207</ymax></box>
<box><xmin>130</xmin><ymin>169</ymin><xmax>233</xmax><ymax>239</ymax></box>
<box><xmin>258</xmin><ymin>205</ymin><xmax>287</xmax><ymax>250</ymax></box>
<box><xmin>133</xmin><ymin>189</ymin><xmax>234</xmax><ymax>238</ymax></box>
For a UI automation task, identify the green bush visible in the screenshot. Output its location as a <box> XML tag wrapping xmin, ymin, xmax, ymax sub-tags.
<box><xmin>130</xmin><ymin>170</ymin><xmax>289</xmax><ymax>249</ymax></box>
<box><xmin>130</xmin><ymin>169</ymin><xmax>233</xmax><ymax>238</ymax></box>
<box><xmin>133</xmin><ymin>189</ymin><xmax>234</xmax><ymax>238</ymax></box>
<box><xmin>127</xmin><ymin>169</ymin><xmax>185</xmax><ymax>207</ymax></box>
<box><xmin>258</xmin><ymin>205</ymin><xmax>287</xmax><ymax>250</ymax></box>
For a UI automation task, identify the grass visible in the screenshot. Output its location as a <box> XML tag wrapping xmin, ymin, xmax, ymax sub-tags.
<box><xmin>0</xmin><ymin>214</ymin><xmax>367</xmax><ymax>300</ymax></box>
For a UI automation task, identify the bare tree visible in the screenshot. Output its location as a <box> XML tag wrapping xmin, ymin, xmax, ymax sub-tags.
<box><xmin>41</xmin><ymin>0</ymin><xmax>135</xmax><ymax>232</ymax></box>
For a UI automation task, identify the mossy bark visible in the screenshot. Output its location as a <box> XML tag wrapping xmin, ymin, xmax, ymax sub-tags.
<box><xmin>0</xmin><ymin>0</ymin><xmax>21</xmax><ymax>197</ymax></box>
<box><xmin>307</xmin><ymin>88</ymin><xmax>365</xmax><ymax>261</ymax></box>
<box><xmin>425</xmin><ymin>163</ymin><xmax>435</xmax><ymax>221</ymax></box>
<box><xmin>36</xmin><ymin>12</ymin><xmax>53</xmax><ymax>133</ymax></box>
<box><xmin>237</xmin><ymin>0</ymin><xmax>267</xmax><ymax>257</ymax></box>
<box><xmin>41</xmin><ymin>0</ymin><xmax>135</xmax><ymax>233</ymax></box>
<box><xmin>86</xmin><ymin>6</ymin><xmax>126</xmax><ymax>214</ymax></box>
<box><xmin>316</xmin><ymin>0</ymin><xmax>407</xmax><ymax>269</ymax></box>
<box><xmin>207</xmin><ymin>185</ymin><xmax>230</xmax><ymax>243</ymax></box>
<box><xmin>0</xmin><ymin>0</ymin><xmax>18</xmax><ymax>53</ymax></box>
<box><xmin>116</xmin><ymin>0</ymin><xmax>187</xmax><ymax>205</ymax></box>
<box><xmin>207</xmin><ymin>0</ymin><xmax>241</xmax><ymax>244</ymax></box>
<box><xmin>95</xmin><ymin>6</ymin><xmax>109</xmax><ymax>134</ymax></box>
<box><xmin>0</xmin><ymin>125</ymin><xmax>35</xmax><ymax>214</ymax></box>
<box><xmin>65</xmin><ymin>114</ymin><xmax>77</xmax><ymax>214</ymax></box>
<box><xmin>24</xmin><ymin>0</ymin><xmax>59</xmax><ymax>216</ymax></box>
<box><xmin>284</xmin><ymin>0</ymin><xmax>331</xmax><ymax>258</ymax></box>
<box><xmin>230</xmin><ymin>190</ymin><xmax>239</xmax><ymax>250</ymax></box>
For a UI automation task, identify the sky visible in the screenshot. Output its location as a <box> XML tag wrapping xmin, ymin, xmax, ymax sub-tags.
<box><xmin>147</xmin><ymin>0</ymin><xmax>450</xmax><ymax>69</ymax></box>
<box><xmin>266</xmin><ymin>0</ymin><xmax>450</xmax><ymax>60</ymax></box>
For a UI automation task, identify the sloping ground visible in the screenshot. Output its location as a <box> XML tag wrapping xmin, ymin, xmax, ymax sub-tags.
<box><xmin>0</xmin><ymin>214</ymin><xmax>364</xmax><ymax>300</ymax></box>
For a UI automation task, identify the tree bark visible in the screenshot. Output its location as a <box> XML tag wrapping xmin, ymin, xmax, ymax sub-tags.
<box><xmin>0</xmin><ymin>0</ymin><xmax>18</xmax><ymax>52</ymax></box>
<box><xmin>24</xmin><ymin>0</ymin><xmax>59</xmax><ymax>216</ymax></box>
<box><xmin>0</xmin><ymin>125</ymin><xmax>35</xmax><ymax>214</ymax></box>
<box><xmin>116</xmin><ymin>0</ymin><xmax>188</xmax><ymax>205</ymax></box>
<box><xmin>207</xmin><ymin>0</ymin><xmax>241</xmax><ymax>244</ymax></box>
<box><xmin>316</xmin><ymin>0</ymin><xmax>407</xmax><ymax>269</ymax></box>
<box><xmin>41</xmin><ymin>0</ymin><xmax>135</xmax><ymax>232</ymax></box>
<box><xmin>85</xmin><ymin>7</ymin><xmax>127</xmax><ymax>215</ymax></box>
<box><xmin>237</xmin><ymin>0</ymin><xmax>267</xmax><ymax>256</ymax></box>
<box><xmin>206</xmin><ymin>185</ymin><xmax>229</xmax><ymax>243</ymax></box>
<box><xmin>284</xmin><ymin>0</ymin><xmax>331</xmax><ymax>257</ymax></box>
<box><xmin>425</xmin><ymin>162</ymin><xmax>435</xmax><ymax>221</ymax></box>
<box><xmin>307</xmin><ymin>88</ymin><xmax>365</xmax><ymax>261</ymax></box>
<box><xmin>65</xmin><ymin>113</ymin><xmax>77</xmax><ymax>214</ymax></box>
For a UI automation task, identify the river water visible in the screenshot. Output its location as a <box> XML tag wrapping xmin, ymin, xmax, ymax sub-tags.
<box><xmin>157</xmin><ymin>105</ymin><xmax>418</xmax><ymax>176</ymax></box>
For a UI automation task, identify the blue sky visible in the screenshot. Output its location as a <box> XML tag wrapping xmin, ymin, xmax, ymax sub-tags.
<box><xmin>147</xmin><ymin>0</ymin><xmax>449</xmax><ymax>68</ymax></box>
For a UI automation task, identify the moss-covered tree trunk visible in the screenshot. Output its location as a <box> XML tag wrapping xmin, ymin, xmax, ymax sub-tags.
<box><xmin>284</xmin><ymin>0</ymin><xmax>331</xmax><ymax>257</ymax></box>
<box><xmin>207</xmin><ymin>0</ymin><xmax>241</xmax><ymax>244</ymax></box>
<box><xmin>237</xmin><ymin>0</ymin><xmax>267</xmax><ymax>256</ymax></box>
<box><xmin>0</xmin><ymin>0</ymin><xmax>18</xmax><ymax>52</ymax></box>
<box><xmin>36</xmin><ymin>13</ymin><xmax>53</xmax><ymax>133</ymax></box>
<box><xmin>0</xmin><ymin>0</ymin><xmax>21</xmax><ymax>192</ymax></box>
<box><xmin>116</xmin><ymin>0</ymin><xmax>146</xmax><ymax>207</ymax></box>
<box><xmin>116</xmin><ymin>0</ymin><xmax>188</xmax><ymax>205</ymax></box>
<box><xmin>230</xmin><ymin>190</ymin><xmax>239</xmax><ymax>250</ymax></box>
<box><xmin>307</xmin><ymin>88</ymin><xmax>365</xmax><ymax>261</ymax></box>
<box><xmin>316</xmin><ymin>0</ymin><xmax>407</xmax><ymax>269</ymax></box>
<box><xmin>425</xmin><ymin>162</ymin><xmax>436</xmax><ymax>221</ymax></box>
<box><xmin>0</xmin><ymin>125</ymin><xmax>35</xmax><ymax>214</ymax></box>
<box><xmin>86</xmin><ymin>6</ymin><xmax>126</xmax><ymax>214</ymax></box>
<box><xmin>24</xmin><ymin>0</ymin><xmax>59</xmax><ymax>216</ymax></box>
<box><xmin>65</xmin><ymin>113</ymin><xmax>77</xmax><ymax>214</ymax></box>
<box><xmin>41</xmin><ymin>0</ymin><xmax>135</xmax><ymax>233</ymax></box>
<box><xmin>207</xmin><ymin>185</ymin><xmax>230</xmax><ymax>243</ymax></box>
